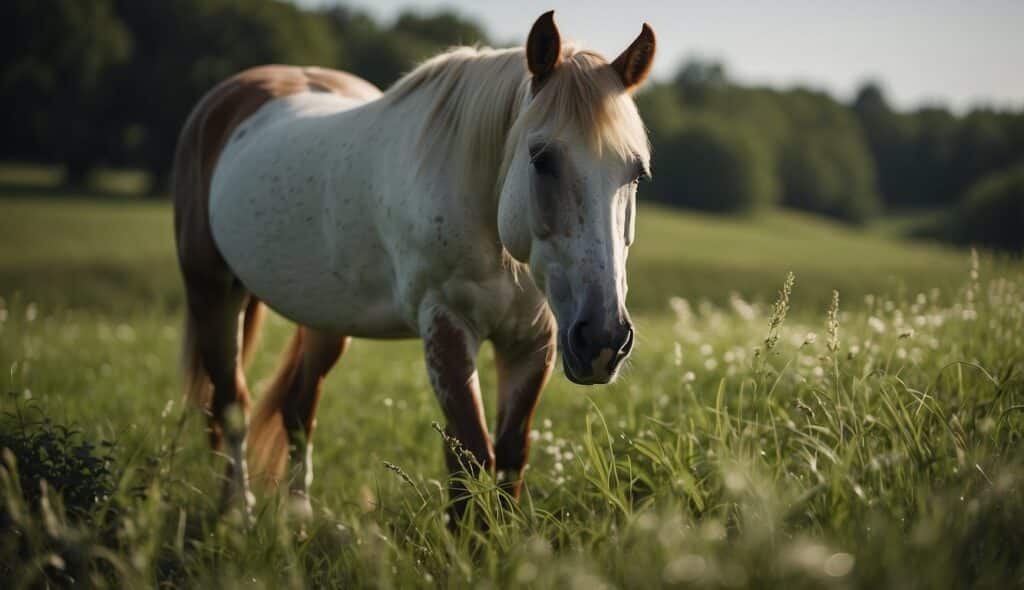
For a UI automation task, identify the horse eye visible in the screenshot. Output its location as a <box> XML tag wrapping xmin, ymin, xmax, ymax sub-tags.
<box><xmin>530</xmin><ymin>146</ymin><xmax>558</xmax><ymax>177</ymax></box>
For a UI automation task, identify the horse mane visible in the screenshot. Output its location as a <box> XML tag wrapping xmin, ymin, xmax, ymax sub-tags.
<box><xmin>381</xmin><ymin>43</ymin><xmax>651</xmax><ymax>201</ymax></box>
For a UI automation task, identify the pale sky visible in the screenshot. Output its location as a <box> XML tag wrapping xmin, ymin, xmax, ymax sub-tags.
<box><xmin>295</xmin><ymin>0</ymin><xmax>1023</xmax><ymax>112</ymax></box>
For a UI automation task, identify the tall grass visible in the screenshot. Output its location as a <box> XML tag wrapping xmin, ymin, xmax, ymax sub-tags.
<box><xmin>1</xmin><ymin>252</ymin><xmax>1021</xmax><ymax>588</ymax></box>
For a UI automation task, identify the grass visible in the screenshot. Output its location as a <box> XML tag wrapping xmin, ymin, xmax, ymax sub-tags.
<box><xmin>0</xmin><ymin>196</ymin><xmax>985</xmax><ymax>314</ymax></box>
<box><xmin>1</xmin><ymin>166</ymin><xmax>1023</xmax><ymax>588</ymax></box>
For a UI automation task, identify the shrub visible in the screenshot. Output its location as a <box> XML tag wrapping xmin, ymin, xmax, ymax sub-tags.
<box><xmin>0</xmin><ymin>396</ymin><xmax>117</xmax><ymax>522</ymax></box>
<box><xmin>0</xmin><ymin>396</ymin><xmax>123</xmax><ymax>587</ymax></box>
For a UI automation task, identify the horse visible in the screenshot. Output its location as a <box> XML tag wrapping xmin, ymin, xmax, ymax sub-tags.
<box><xmin>172</xmin><ymin>11</ymin><xmax>655</xmax><ymax>522</ymax></box>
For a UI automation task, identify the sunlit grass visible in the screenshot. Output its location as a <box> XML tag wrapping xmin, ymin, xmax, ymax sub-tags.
<box><xmin>1</xmin><ymin>252</ymin><xmax>1022</xmax><ymax>588</ymax></box>
<box><xmin>1</xmin><ymin>168</ymin><xmax>1021</xmax><ymax>586</ymax></box>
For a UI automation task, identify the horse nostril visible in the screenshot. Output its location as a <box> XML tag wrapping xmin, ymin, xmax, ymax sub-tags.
<box><xmin>569</xmin><ymin>320</ymin><xmax>589</xmax><ymax>357</ymax></box>
<box><xmin>618</xmin><ymin>327</ymin><xmax>634</xmax><ymax>357</ymax></box>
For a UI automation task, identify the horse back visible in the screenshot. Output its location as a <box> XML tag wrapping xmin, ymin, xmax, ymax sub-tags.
<box><xmin>172</xmin><ymin>65</ymin><xmax>381</xmax><ymax>277</ymax></box>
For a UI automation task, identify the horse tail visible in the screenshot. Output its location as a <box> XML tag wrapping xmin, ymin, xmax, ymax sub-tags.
<box><xmin>181</xmin><ymin>308</ymin><xmax>213</xmax><ymax>410</ymax></box>
<box><xmin>248</xmin><ymin>327</ymin><xmax>306</xmax><ymax>484</ymax></box>
<box><xmin>179</xmin><ymin>296</ymin><xmax>264</xmax><ymax>413</ymax></box>
<box><xmin>241</xmin><ymin>296</ymin><xmax>265</xmax><ymax>368</ymax></box>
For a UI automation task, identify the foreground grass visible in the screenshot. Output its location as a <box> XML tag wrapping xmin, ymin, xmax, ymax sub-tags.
<box><xmin>1</xmin><ymin>252</ymin><xmax>1022</xmax><ymax>588</ymax></box>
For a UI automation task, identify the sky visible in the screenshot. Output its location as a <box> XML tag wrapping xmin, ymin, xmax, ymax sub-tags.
<box><xmin>295</xmin><ymin>0</ymin><xmax>1023</xmax><ymax>112</ymax></box>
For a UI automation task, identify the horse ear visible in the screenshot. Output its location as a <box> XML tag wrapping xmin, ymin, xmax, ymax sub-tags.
<box><xmin>526</xmin><ymin>11</ymin><xmax>562</xmax><ymax>87</ymax></box>
<box><xmin>612</xmin><ymin>23</ymin><xmax>656</xmax><ymax>92</ymax></box>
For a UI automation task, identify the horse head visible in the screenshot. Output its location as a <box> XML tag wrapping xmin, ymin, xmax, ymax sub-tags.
<box><xmin>498</xmin><ymin>11</ymin><xmax>656</xmax><ymax>385</ymax></box>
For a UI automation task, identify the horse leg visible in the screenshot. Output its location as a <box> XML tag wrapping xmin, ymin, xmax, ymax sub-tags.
<box><xmin>421</xmin><ymin>306</ymin><xmax>494</xmax><ymax>526</ymax></box>
<box><xmin>493</xmin><ymin>319</ymin><xmax>557</xmax><ymax>500</ymax></box>
<box><xmin>183</xmin><ymin>279</ymin><xmax>254</xmax><ymax>518</ymax></box>
<box><xmin>248</xmin><ymin>327</ymin><xmax>348</xmax><ymax>520</ymax></box>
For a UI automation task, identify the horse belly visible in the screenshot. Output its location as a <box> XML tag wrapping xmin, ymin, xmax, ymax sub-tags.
<box><xmin>225</xmin><ymin>223</ymin><xmax>410</xmax><ymax>337</ymax></box>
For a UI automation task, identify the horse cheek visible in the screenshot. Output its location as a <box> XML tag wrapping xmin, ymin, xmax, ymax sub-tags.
<box><xmin>529</xmin><ymin>176</ymin><xmax>559</xmax><ymax>239</ymax></box>
<box><xmin>499</xmin><ymin>192</ymin><xmax>533</xmax><ymax>263</ymax></box>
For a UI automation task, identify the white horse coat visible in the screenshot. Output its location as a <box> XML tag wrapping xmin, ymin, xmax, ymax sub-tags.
<box><xmin>210</xmin><ymin>87</ymin><xmax>532</xmax><ymax>341</ymax></box>
<box><xmin>173</xmin><ymin>12</ymin><xmax>656</xmax><ymax>521</ymax></box>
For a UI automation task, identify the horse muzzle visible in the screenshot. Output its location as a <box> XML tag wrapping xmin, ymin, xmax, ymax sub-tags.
<box><xmin>560</xmin><ymin>317</ymin><xmax>634</xmax><ymax>385</ymax></box>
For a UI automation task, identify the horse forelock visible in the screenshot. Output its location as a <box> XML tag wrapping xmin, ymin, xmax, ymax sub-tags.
<box><xmin>514</xmin><ymin>47</ymin><xmax>651</xmax><ymax>161</ymax></box>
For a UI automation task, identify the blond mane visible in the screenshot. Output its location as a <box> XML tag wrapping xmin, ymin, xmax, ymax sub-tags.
<box><xmin>381</xmin><ymin>43</ymin><xmax>651</xmax><ymax>201</ymax></box>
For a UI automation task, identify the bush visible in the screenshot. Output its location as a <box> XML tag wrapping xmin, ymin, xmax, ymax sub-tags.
<box><xmin>926</xmin><ymin>163</ymin><xmax>1024</xmax><ymax>252</ymax></box>
<box><xmin>648</xmin><ymin>120</ymin><xmax>778</xmax><ymax>214</ymax></box>
<box><xmin>0</xmin><ymin>396</ymin><xmax>123</xmax><ymax>586</ymax></box>
<box><xmin>0</xmin><ymin>396</ymin><xmax>117</xmax><ymax>523</ymax></box>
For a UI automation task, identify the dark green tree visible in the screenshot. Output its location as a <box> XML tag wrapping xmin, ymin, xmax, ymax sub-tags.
<box><xmin>648</xmin><ymin>119</ymin><xmax>779</xmax><ymax>213</ymax></box>
<box><xmin>777</xmin><ymin>88</ymin><xmax>880</xmax><ymax>222</ymax></box>
<box><xmin>393</xmin><ymin>11</ymin><xmax>490</xmax><ymax>48</ymax></box>
<box><xmin>1</xmin><ymin>0</ymin><xmax>131</xmax><ymax>183</ymax></box>
<box><xmin>107</xmin><ymin>0</ymin><xmax>341</xmax><ymax>191</ymax></box>
<box><xmin>324</xmin><ymin>7</ymin><xmax>490</xmax><ymax>90</ymax></box>
<box><xmin>924</xmin><ymin>162</ymin><xmax>1024</xmax><ymax>252</ymax></box>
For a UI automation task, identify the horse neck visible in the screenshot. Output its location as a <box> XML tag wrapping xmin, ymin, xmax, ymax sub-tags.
<box><xmin>377</xmin><ymin>49</ymin><xmax>530</xmax><ymax>223</ymax></box>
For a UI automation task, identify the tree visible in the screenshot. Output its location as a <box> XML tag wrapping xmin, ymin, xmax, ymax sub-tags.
<box><xmin>0</xmin><ymin>0</ymin><xmax>131</xmax><ymax>182</ymax></box>
<box><xmin>636</xmin><ymin>83</ymin><xmax>688</xmax><ymax>144</ymax></box>
<box><xmin>648</xmin><ymin>119</ymin><xmax>779</xmax><ymax>213</ymax></box>
<box><xmin>777</xmin><ymin>89</ymin><xmax>881</xmax><ymax>223</ymax></box>
<box><xmin>107</xmin><ymin>0</ymin><xmax>341</xmax><ymax>191</ymax></box>
<box><xmin>945</xmin><ymin>110</ymin><xmax>1015</xmax><ymax>204</ymax></box>
<box><xmin>393</xmin><ymin>11</ymin><xmax>489</xmax><ymax>48</ymax></box>
<box><xmin>853</xmin><ymin>83</ymin><xmax>963</xmax><ymax>208</ymax></box>
<box><xmin>324</xmin><ymin>8</ymin><xmax>490</xmax><ymax>90</ymax></box>
<box><xmin>639</xmin><ymin>70</ymin><xmax>880</xmax><ymax>222</ymax></box>
<box><xmin>674</xmin><ymin>58</ymin><xmax>728</xmax><ymax>105</ymax></box>
<box><xmin>924</xmin><ymin>162</ymin><xmax>1024</xmax><ymax>252</ymax></box>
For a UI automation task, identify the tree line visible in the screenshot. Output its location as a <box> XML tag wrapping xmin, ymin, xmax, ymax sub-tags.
<box><xmin>637</xmin><ymin>62</ymin><xmax>1024</xmax><ymax>249</ymax></box>
<box><xmin>2</xmin><ymin>0</ymin><xmax>488</xmax><ymax>188</ymax></box>
<box><xmin>2</xmin><ymin>0</ymin><xmax>1022</xmax><ymax>250</ymax></box>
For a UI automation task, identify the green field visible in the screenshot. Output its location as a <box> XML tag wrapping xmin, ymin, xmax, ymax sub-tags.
<box><xmin>1</xmin><ymin>176</ymin><xmax>1023</xmax><ymax>588</ymax></box>
<box><xmin>0</xmin><ymin>194</ymin><xmax>980</xmax><ymax>314</ymax></box>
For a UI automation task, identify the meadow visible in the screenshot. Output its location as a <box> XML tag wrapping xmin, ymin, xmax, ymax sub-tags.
<box><xmin>1</xmin><ymin>169</ymin><xmax>1022</xmax><ymax>588</ymax></box>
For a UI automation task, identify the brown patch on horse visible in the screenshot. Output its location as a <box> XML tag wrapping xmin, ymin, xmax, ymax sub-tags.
<box><xmin>173</xmin><ymin>65</ymin><xmax>381</xmax><ymax>413</ymax></box>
